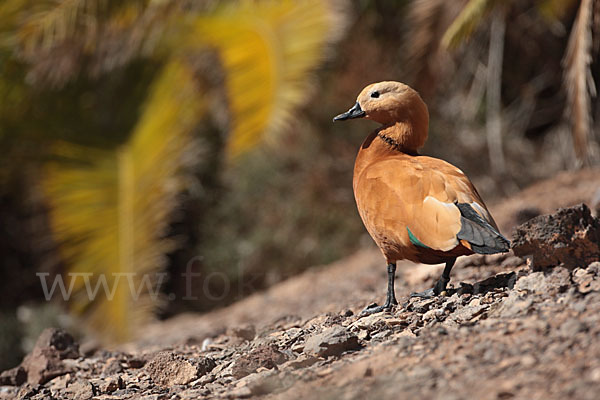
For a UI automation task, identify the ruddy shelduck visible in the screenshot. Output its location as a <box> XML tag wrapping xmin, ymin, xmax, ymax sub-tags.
<box><xmin>333</xmin><ymin>81</ymin><xmax>510</xmax><ymax>314</ymax></box>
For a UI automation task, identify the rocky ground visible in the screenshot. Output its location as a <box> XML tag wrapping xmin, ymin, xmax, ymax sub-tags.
<box><xmin>2</xmin><ymin>168</ymin><xmax>600</xmax><ymax>400</ymax></box>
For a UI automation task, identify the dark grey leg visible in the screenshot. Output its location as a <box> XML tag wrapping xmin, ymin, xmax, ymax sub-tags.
<box><xmin>410</xmin><ymin>258</ymin><xmax>456</xmax><ymax>298</ymax></box>
<box><xmin>361</xmin><ymin>263</ymin><xmax>398</xmax><ymax>315</ymax></box>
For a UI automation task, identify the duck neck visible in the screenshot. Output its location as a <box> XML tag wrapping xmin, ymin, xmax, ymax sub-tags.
<box><xmin>375</xmin><ymin>122</ymin><xmax>423</xmax><ymax>156</ymax></box>
<box><xmin>354</xmin><ymin>126</ymin><xmax>420</xmax><ymax>186</ymax></box>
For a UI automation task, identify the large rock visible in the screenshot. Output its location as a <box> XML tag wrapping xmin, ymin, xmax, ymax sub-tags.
<box><xmin>512</xmin><ymin>204</ymin><xmax>600</xmax><ymax>268</ymax></box>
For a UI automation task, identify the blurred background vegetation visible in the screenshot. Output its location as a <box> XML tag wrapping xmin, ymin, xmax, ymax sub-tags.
<box><xmin>0</xmin><ymin>0</ymin><xmax>598</xmax><ymax>370</ymax></box>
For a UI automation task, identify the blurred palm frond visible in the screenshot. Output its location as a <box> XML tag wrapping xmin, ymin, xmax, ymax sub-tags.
<box><xmin>0</xmin><ymin>0</ymin><xmax>176</xmax><ymax>86</ymax></box>
<box><xmin>43</xmin><ymin>61</ymin><xmax>204</xmax><ymax>342</ymax></box>
<box><xmin>0</xmin><ymin>0</ymin><xmax>107</xmax><ymax>56</ymax></box>
<box><xmin>562</xmin><ymin>0</ymin><xmax>598</xmax><ymax>166</ymax></box>
<box><xmin>193</xmin><ymin>0</ymin><xmax>346</xmax><ymax>158</ymax></box>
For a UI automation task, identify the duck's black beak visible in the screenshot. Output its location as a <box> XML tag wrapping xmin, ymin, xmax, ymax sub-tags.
<box><xmin>333</xmin><ymin>102</ymin><xmax>365</xmax><ymax>122</ymax></box>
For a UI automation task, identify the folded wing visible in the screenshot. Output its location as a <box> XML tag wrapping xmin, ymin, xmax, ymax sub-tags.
<box><xmin>357</xmin><ymin>156</ymin><xmax>509</xmax><ymax>256</ymax></box>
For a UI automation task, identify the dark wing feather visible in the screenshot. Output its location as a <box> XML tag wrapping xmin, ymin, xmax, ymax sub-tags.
<box><xmin>456</xmin><ymin>202</ymin><xmax>510</xmax><ymax>254</ymax></box>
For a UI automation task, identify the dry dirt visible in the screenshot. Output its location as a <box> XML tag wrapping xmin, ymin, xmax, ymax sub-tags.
<box><xmin>2</xmin><ymin>167</ymin><xmax>600</xmax><ymax>400</ymax></box>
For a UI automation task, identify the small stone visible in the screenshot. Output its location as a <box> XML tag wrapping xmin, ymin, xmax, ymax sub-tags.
<box><xmin>370</xmin><ymin>330</ymin><xmax>392</xmax><ymax>340</ymax></box>
<box><xmin>410</xmin><ymin>298</ymin><xmax>436</xmax><ymax>313</ymax></box>
<box><xmin>102</xmin><ymin>376</ymin><xmax>124</xmax><ymax>393</ymax></box>
<box><xmin>47</xmin><ymin>373</ymin><xmax>70</xmax><ymax>391</ymax></box>
<box><xmin>280</xmin><ymin>355</ymin><xmax>321</xmax><ymax>370</ymax></box>
<box><xmin>291</xmin><ymin>343</ymin><xmax>304</xmax><ymax>353</ymax></box>
<box><xmin>193</xmin><ymin>356</ymin><xmax>217</xmax><ymax>376</ymax></box>
<box><xmin>201</xmin><ymin>338</ymin><xmax>213</xmax><ymax>352</ymax></box>
<box><xmin>65</xmin><ymin>378</ymin><xmax>96</xmax><ymax>400</ymax></box>
<box><xmin>396</xmin><ymin>329</ymin><xmax>417</xmax><ymax>338</ymax></box>
<box><xmin>19</xmin><ymin>328</ymin><xmax>80</xmax><ymax>385</ymax></box>
<box><xmin>125</xmin><ymin>357</ymin><xmax>146</xmax><ymax>369</ymax></box>
<box><xmin>101</xmin><ymin>358</ymin><xmax>123</xmax><ymax>376</ymax></box>
<box><xmin>451</xmin><ymin>303</ymin><xmax>488</xmax><ymax>323</ymax></box>
<box><xmin>472</xmin><ymin>272</ymin><xmax>517</xmax><ymax>294</ymax></box>
<box><xmin>457</xmin><ymin>283</ymin><xmax>474</xmax><ymax>295</ymax></box>
<box><xmin>591</xmin><ymin>189</ymin><xmax>600</xmax><ymax>216</ymax></box>
<box><xmin>422</xmin><ymin>308</ymin><xmax>443</xmax><ymax>321</ymax></box>
<box><xmin>349</xmin><ymin>314</ymin><xmax>385</xmax><ymax>331</ymax></box>
<box><xmin>572</xmin><ymin>267</ymin><xmax>600</xmax><ymax>293</ymax></box>
<box><xmin>22</xmin><ymin>348</ymin><xmax>68</xmax><ymax>385</ymax></box>
<box><xmin>588</xmin><ymin>261</ymin><xmax>600</xmax><ymax>273</ymax></box>
<box><xmin>33</xmin><ymin>328</ymin><xmax>80</xmax><ymax>360</ymax></box>
<box><xmin>230</xmin><ymin>345</ymin><xmax>287</xmax><ymax>379</ymax></box>
<box><xmin>0</xmin><ymin>366</ymin><xmax>27</xmax><ymax>386</ymax></box>
<box><xmin>303</xmin><ymin>326</ymin><xmax>361</xmax><ymax>358</ymax></box>
<box><xmin>357</xmin><ymin>329</ymin><xmax>369</xmax><ymax>340</ymax></box>
<box><xmin>228</xmin><ymin>325</ymin><xmax>256</xmax><ymax>341</ymax></box>
<box><xmin>384</xmin><ymin>318</ymin><xmax>407</xmax><ymax>327</ymax></box>
<box><xmin>145</xmin><ymin>351</ymin><xmax>208</xmax><ymax>387</ymax></box>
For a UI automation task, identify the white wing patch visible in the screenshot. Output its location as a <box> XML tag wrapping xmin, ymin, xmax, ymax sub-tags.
<box><xmin>421</xmin><ymin>196</ymin><xmax>461</xmax><ymax>251</ymax></box>
<box><xmin>424</xmin><ymin>196</ymin><xmax>455</xmax><ymax>212</ymax></box>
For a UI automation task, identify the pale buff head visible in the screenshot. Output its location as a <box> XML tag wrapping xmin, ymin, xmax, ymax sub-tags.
<box><xmin>334</xmin><ymin>81</ymin><xmax>429</xmax><ymax>151</ymax></box>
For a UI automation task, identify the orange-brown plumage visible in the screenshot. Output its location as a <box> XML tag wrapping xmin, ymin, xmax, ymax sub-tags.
<box><xmin>334</xmin><ymin>81</ymin><xmax>509</xmax><ymax>312</ymax></box>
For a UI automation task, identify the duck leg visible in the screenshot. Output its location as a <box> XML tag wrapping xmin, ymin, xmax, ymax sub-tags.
<box><xmin>361</xmin><ymin>263</ymin><xmax>398</xmax><ymax>315</ymax></box>
<box><xmin>410</xmin><ymin>258</ymin><xmax>456</xmax><ymax>298</ymax></box>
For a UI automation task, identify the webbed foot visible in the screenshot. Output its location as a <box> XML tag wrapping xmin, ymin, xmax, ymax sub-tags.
<box><xmin>360</xmin><ymin>301</ymin><xmax>396</xmax><ymax>316</ymax></box>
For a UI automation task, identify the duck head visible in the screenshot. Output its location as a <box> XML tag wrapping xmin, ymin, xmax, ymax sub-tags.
<box><xmin>333</xmin><ymin>81</ymin><xmax>429</xmax><ymax>151</ymax></box>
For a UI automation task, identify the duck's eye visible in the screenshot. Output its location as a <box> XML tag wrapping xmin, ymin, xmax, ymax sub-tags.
<box><xmin>370</xmin><ymin>91</ymin><xmax>380</xmax><ymax>99</ymax></box>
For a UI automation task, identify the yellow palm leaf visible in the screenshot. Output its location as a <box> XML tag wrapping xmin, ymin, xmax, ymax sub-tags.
<box><xmin>44</xmin><ymin>61</ymin><xmax>205</xmax><ymax>342</ymax></box>
<box><xmin>192</xmin><ymin>0</ymin><xmax>345</xmax><ymax>158</ymax></box>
